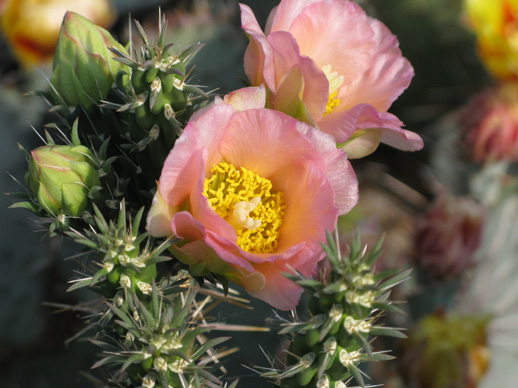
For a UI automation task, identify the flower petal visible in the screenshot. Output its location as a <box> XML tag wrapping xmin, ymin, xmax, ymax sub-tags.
<box><xmin>219</xmin><ymin>108</ymin><xmax>322</xmax><ymax>183</ymax></box>
<box><xmin>319</xmin><ymin>103</ymin><xmax>423</xmax><ymax>153</ymax></box>
<box><xmin>223</xmin><ymin>85</ymin><xmax>267</xmax><ymax>111</ymax></box>
<box><xmin>288</xmin><ymin>0</ymin><xmax>375</xmax><ymax>84</ymax></box>
<box><xmin>146</xmin><ymin>188</ymin><xmax>179</xmax><ymax>237</ymax></box>
<box><xmin>247</xmin><ymin>262</ymin><xmax>305</xmax><ymax>311</ymax></box>
<box><xmin>268</xmin><ymin>31</ymin><xmax>328</xmax><ymax>119</ymax></box>
<box><xmin>241</xmin><ymin>3</ymin><xmax>276</xmax><ymax>90</ymax></box>
<box><xmin>337</xmin><ymin>18</ymin><xmax>414</xmax><ymax>112</ymax></box>
<box><xmin>269</xmin><ymin>0</ymin><xmax>326</xmax><ymax>33</ymax></box>
<box><xmin>296</xmin><ymin>121</ymin><xmax>359</xmax><ymax>214</ymax></box>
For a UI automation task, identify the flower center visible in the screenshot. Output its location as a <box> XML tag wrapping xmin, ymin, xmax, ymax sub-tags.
<box><xmin>203</xmin><ymin>161</ymin><xmax>285</xmax><ymax>254</ymax></box>
<box><xmin>322</xmin><ymin>64</ymin><xmax>344</xmax><ymax>116</ymax></box>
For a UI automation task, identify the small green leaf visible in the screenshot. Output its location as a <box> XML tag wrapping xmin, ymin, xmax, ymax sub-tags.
<box><xmin>121</xmin><ymin>352</ymin><xmax>148</xmax><ymax>372</ymax></box>
<box><xmin>378</xmin><ymin>269</ymin><xmax>412</xmax><ymax>292</ymax></box>
<box><xmin>369</xmin><ymin>326</ymin><xmax>407</xmax><ymax>339</ymax></box>
<box><xmin>67</xmin><ymin>278</ymin><xmax>94</xmax><ymax>292</ymax></box>
<box><xmin>71</xmin><ymin>119</ymin><xmax>81</xmax><ymax>146</ymax></box>
<box><xmin>9</xmin><ymin>201</ymin><xmax>39</xmax><ymax>212</ymax></box>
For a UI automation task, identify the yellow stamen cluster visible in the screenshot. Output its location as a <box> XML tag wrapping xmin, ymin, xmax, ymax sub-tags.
<box><xmin>203</xmin><ymin>161</ymin><xmax>285</xmax><ymax>253</ymax></box>
<box><xmin>322</xmin><ymin>64</ymin><xmax>344</xmax><ymax>116</ymax></box>
<box><xmin>325</xmin><ymin>91</ymin><xmax>341</xmax><ymax>115</ymax></box>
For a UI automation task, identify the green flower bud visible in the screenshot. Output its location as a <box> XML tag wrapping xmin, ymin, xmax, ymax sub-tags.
<box><xmin>50</xmin><ymin>12</ymin><xmax>127</xmax><ymax>109</ymax></box>
<box><xmin>27</xmin><ymin>145</ymin><xmax>99</xmax><ymax>216</ymax></box>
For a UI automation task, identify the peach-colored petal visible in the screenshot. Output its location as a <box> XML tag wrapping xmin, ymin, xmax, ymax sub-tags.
<box><xmin>337</xmin><ymin>18</ymin><xmax>414</xmax><ymax>112</ymax></box>
<box><xmin>241</xmin><ymin>3</ymin><xmax>275</xmax><ymax>89</ymax></box>
<box><xmin>322</xmin><ymin>104</ymin><xmax>423</xmax><ymax>154</ymax></box>
<box><xmin>171</xmin><ymin>211</ymin><xmax>254</xmax><ymax>272</ymax></box>
<box><xmin>295</xmin><ymin>121</ymin><xmax>359</xmax><ymax>214</ymax></box>
<box><xmin>158</xmin><ymin>105</ymin><xmax>236</xmax><ymax>207</ymax></box>
<box><xmin>319</xmin><ymin>103</ymin><xmax>400</xmax><ymax>141</ymax></box>
<box><xmin>278</xmin><ymin>162</ymin><xmax>337</xmax><ymax>250</ymax></box>
<box><xmin>268</xmin><ymin>0</ymin><xmax>324</xmax><ymax>33</ymax></box>
<box><xmin>158</xmin><ymin>148</ymin><xmax>206</xmax><ymax>208</ymax></box>
<box><xmin>226</xmin><ymin>266</ymin><xmax>266</xmax><ymax>293</ymax></box>
<box><xmin>146</xmin><ymin>188</ymin><xmax>178</xmax><ymax>237</ymax></box>
<box><xmin>237</xmin><ymin>241</ymin><xmax>307</xmax><ymax>265</ymax></box>
<box><xmin>267</xmin><ymin>31</ymin><xmax>328</xmax><ymax>119</ymax></box>
<box><xmin>220</xmin><ymin>108</ymin><xmax>322</xmax><ymax>182</ymax></box>
<box><xmin>379</xmin><ymin>126</ymin><xmax>425</xmax><ymax>152</ymax></box>
<box><xmin>188</xmin><ymin>169</ymin><xmax>237</xmax><ymax>242</ymax></box>
<box><xmin>264</xmin><ymin>5</ymin><xmax>278</xmax><ymax>35</ymax></box>
<box><xmin>246</xmin><ymin>262</ymin><xmax>305</xmax><ymax>311</ymax></box>
<box><xmin>340</xmin><ymin>129</ymin><xmax>382</xmax><ymax>159</ymax></box>
<box><xmin>223</xmin><ymin>85</ymin><xmax>267</xmax><ymax>111</ymax></box>
<box><xmin>288</xmin><ymin>0</ymin><xmax>375</xmax><ymax>84</ymax></box>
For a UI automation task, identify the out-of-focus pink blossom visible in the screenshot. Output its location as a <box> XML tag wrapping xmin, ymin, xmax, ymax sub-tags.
<box><xmin>415</xmin><ymin>192</ymin><xmax>484</xmax><ymax>281</ymax></box>
<box><xmin>146</xmin><ymin>87</ymin><xmax>358</xmax><ymax>310</ymax></box>
<box><xmin>462</xmin><ymin>82</ymin><xmax>518</xmax><ymax>162</ymax></box>
<box><xmin>240</xmin><ymin>0</ymin><xmax>423</xmax><ymax>158</ymax></box>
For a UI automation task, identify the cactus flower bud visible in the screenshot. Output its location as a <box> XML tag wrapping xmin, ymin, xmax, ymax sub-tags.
<box><xmin>50</xmin><ymin>11</ymin><xmax>127</xmax><ymax>109</ymax></box>
<box><xmin>27</xmin><ymin>145</ymin><xmax>99</xmax><ymax>217</ymax></box>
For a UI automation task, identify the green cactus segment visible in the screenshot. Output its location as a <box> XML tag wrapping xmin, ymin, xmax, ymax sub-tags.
<box><xmin>260</xmin><ymin>233</ymin><xmax>409</xmax><ymax>388</ymax></box>
<box><xmin>50</xmin><ymin>12</ymin><xmax>128</xmax><ymax>109</ymax></box>
<box><xmin>66</xmin><ymin>201</ymin><xmax>170</xmax><ymax>293</ymax></box>
<box><xmin>66</xmin><ymin>202</ymin><xmax>232</xmax><ymax>387</ymax></box>
<box><xmin>92</xmin><ymin>277</ymin><xmax>229</xmax><ymax>388</ymax></box>
<box><xmin>109</xmin><ymin>15</ymin><xmax>207</xmax><ymax>164</ymax></box>
<box><xmin>26</xmin><ymin>144</ymin><xmax>99</xmax><ymax>217</ymax></box>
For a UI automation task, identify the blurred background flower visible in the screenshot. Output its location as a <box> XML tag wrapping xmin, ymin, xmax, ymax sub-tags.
<box><xmin>401</xmin><ymin>311</ymin><xmax>491</xmax><ymax>388</ymax></box>
<box><xmin>414</xmin><ymin>191</ymin><xmax>484</xmax><ymax>281</ymax></box>
<box><xmin>460</xmin><ymin>82</ymin><xmax>518</xmax><ymax>162</ymax></box>
<box><xmin>0</xmin><ymin>0</ymin><xmax>116</xmax><ymax>69</ymax></box>
<box><xmin>464</xmin><ymin>0</ymin><xmax>518</xmax><ymax>81</ymax></box>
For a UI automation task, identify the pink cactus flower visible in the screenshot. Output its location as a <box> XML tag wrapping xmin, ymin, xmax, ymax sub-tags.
<box><xmin>146</xmin><ymin>87</ymin><xmax>358</xmax><ymax>310</ymax></box>
<box><xmin>240</xmin><ymin>0</ymin><xmax>423</xmax><ymax>158</ymax></box>
<box><xmin>415</xmin><ymin>192</ymin><xmax>484</xmax><ymax>281</ymax></box>
<box><xmin>461</xmin><ymin>82</ymin><xmax>518</xmax><ymax>162</ymax></box>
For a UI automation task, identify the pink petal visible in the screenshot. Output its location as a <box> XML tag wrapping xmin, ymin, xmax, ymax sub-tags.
<box><xmin>171</xmin><ymin>211</ymin><xmax>254</xmax><ymax>272</ymax></box>
<box><xmin>264</xmin><ymin>5</ymin><xmax>278</xmax><ymax>35</ymax></box>
<box><xmin>188</xmin><ymin>169</ymin><xmax>237</xmax><ymax>242</ymax></box>
<box><xmin>269</xmin><ymin>0</ymin><xmax>325</xmax><ymax>33</ymax></box>
<box><xmin>158</xmin><ymin>105</ymin><xmax>235</xmax><ymax>207</ymax></box>
<box><xmin>146</xmin><ymin>188</ymin><xmax>178</xmax><ymax>237</ymax></box>
<box><xmin>278</xmin><ymin>162</ymin><xmax>338</xmax><ymax>250</ymax></box>
<box><xmin>340</xmin><ymin>129</ymin><xmax>383</xmax><ymax>159</ymax></box>
<box><xmin>247</xmin><ymin>262</ymin><xmax>305</xmax><ymax>311</ymax></box>
<box><xmin>223</xmin><ymin>85</ymin><xmax>267</xmax><ymax>111</ymax></box>
<box><xmin>268</xmin><ymin>31</ymin><xmax>328</xmax><ymax>118</ymax></box>
<box><xmin>241</xmin><ymin>3</ymin><xmax>276</xmax><ymax>90</ymax></box>
<box><xmin>318</xmin><ymin>103</ymin><xmax>410</xmax><ymax>143</ymax></box>
<box><xmin>288</xmin><ymin>0</ymin><xmax>375</xmax><ymax>85</ymax></box>
<box><xmin>295</xmin><ymin>121</ymin><xmax>359</xmax><ymax>214</ymax></box>
<box><xmin>379</xmin><ymin>126</ymin><xmax>425</xmax><ymax>152</ymax></box>
<box><xmin>219</xmin><ymin>109</ymin><xmax>322</xmax><ymax>184</ymax></box>
<box><xmin>337</xmin><ymin>18</ymin><xmax>414</xmax><ymax>112</ymax></box>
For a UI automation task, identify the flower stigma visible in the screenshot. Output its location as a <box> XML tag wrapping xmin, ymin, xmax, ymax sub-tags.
<box><xmin>203</xmin><ymin>161</ymin><xmax>285</xmax><ymax>253</ymax></box>
<box><xmin>322</xmin><ymin>64</ymin><xmax>344</xmax><ymax>116</ymax></box>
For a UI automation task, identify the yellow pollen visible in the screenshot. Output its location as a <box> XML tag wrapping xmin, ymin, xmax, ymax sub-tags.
<box><xmin>322</xmin><ymin>64</ymin><xmax>344</xmax><ymax>116</ymax></box>
<box><xmin>203</xmin><ymin>161</ymin><xmax>285</xmax><ymax>253</ymax></box>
